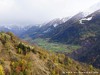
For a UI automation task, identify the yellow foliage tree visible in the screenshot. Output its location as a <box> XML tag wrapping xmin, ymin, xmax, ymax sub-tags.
<box><xmin>0</xmin><ymin>65</ymin><xmax>5</xmax><ymax>75</ymax></box>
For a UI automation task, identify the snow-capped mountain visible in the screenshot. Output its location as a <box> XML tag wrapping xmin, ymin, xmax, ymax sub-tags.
<box><xmin>79</xmin><ymin>9</ymin><xmax>100</xmax><ymax>24</ymax></box>
<box><xmin>20</xmin><ymin>17</ymin><xmax>71</xmax><ymax>38</ymax></box>
<box><xmin>42</xmin><ymin>17</ymin><xmax>71</xmax><ymax>27</ymax></box>
<box><xmin>39</xmin><ymin>17</ymin><xmax>71</xmax><ymax>32</ymax></box>
<box><xmin>0</xmin><ymin>24</ymin><xmax>33</xmax><ymax>36</ymax></box>
<box><xmin>21</xmin><ymin>12</ymin><xmax>85</xmax><ymax>39</ymax></box>
<box><xmin>0</xmin><ymin>17</ymin><xmax>70</xmax><ymax>38</ymax></box>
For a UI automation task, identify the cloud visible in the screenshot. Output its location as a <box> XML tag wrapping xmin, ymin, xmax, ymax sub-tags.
<box><xmin>0</xmin><ymin>0</ymin><xmax>100</xmax><ymax>25</ymax></box>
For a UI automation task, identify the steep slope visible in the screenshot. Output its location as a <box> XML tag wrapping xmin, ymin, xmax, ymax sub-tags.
<box><xmin>0</xmin><ymin>32</ymin><xmax>99</xmax><ymax>75</ymax></box>
<box><xmin>50</xmin><ymin>10</ymin><xmax>100</xmax><ymax>43</ymax></box>
<box><xmin>49</xmin><ymin>12</ymin><xmax>84</xmax><ymax>44</ymax></box>
<box><xmin>68</xmin><ymin>9</ymin><xmax>100</xmax><ymax>68</ymax></box>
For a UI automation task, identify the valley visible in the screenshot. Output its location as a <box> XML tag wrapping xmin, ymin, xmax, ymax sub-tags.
<box><xmin>24</xmin><ymin>38</ymin><xmax>81</xmax><ymax>53</ymax></box>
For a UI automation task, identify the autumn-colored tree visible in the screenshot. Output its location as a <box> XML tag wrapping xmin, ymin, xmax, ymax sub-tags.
<box><xmin>0</xmin><ymin>65</ymin><xmax>5</xmax><ymax>75</ymax></box>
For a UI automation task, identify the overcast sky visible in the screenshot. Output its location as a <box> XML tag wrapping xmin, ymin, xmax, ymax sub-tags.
<box><xmin>0</xmin><ymin>0</ymin><xmax>100</xmax><ymax>25</ymax></box>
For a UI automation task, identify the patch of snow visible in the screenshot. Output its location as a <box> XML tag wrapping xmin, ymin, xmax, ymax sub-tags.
<box><xmin>38</xmin><ymin>24</ymin><xmax>43</xmax><ymax>28</ymax></box>
<box><xmin>53</xmin><ymin>24</ymin><xmax>58</xmax><ymax>27</ymax></box>
<box><xmin>61</xmin><ymin>17</ymin><xmax>71</xmax><ymax>23</ymax></box>
<box><xmin>4</xmin><ymin>26</ymin><xmax>11</xmax><ymax>30</ymax></box>
<box><xmin>43</xmin><ymin>28</ymin><xmax>51</xmax><ymax>33</ymax></box>
<box><xmin>86</xmin><ymin>17</ymin><xmax>92</xmax><ymax>21</ymax></box>
<box><xmin>79</xmin><ymin>19</ymin><xmax>84</xmax><ymax>24</ymax></box>
<box><xmin>79</xmin><ymin>16</ymin><xmax>92</xmax><ymax>24</ymax></box>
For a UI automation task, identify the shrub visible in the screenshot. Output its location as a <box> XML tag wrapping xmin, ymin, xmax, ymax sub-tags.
<box><xmin>0</xmin><ymin>65</ymin><xmax>5</xmax><ymax>75</ymax></box>
<box><xmin>58</xmin><ymin>54</ymin><xmax>65</xmax><ymax>64</ymax></box>
<box><xmin>64</xmin><ymin>57</ymin><xmax>73</xmax><ymax>66</ymax></box>
<box><xmin>89</xmin><ymin>65</ymin><xmax>93</xmax><ymax>71</ymax></box>
<box><xmin>10</xmin><ymin>59</ymin><xmax>32</xmax><ymax>75</ymax></box>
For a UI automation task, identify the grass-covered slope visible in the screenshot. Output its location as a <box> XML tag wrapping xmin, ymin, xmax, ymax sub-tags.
<box><xmin>0</xmin><ymin>32</ymin><xmax>99</xmax><ymax>75</ymax></box>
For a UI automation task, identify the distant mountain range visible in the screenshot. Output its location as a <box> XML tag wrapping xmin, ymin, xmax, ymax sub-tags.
<box><xmin>0</xmin><ymin>2</ymin><xmax>100</xmax><ymax>38</ymax></box>
<box><xmin>0</xmin><ymin>25</ymin><xmax>33</xmax><ymax>37</ymax></box>
<box><xmin>20</xmin><ymin>17</ymin><xmax>71</xmax><ymax>38</ymax></box>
